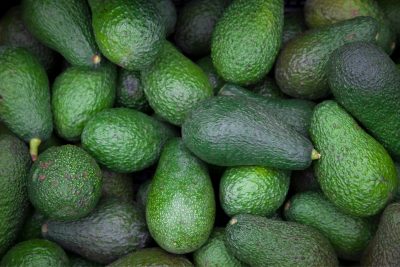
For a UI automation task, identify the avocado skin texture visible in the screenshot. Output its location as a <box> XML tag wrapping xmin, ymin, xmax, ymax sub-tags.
<box><xmin>361</xmin><ymin>202</ymin><xmax>400</xmax><ymax>266</ymax></box>
<box><xmin>151</xmin><ymin>0</ymin><xmax>177</xmax><ymax>36</ymax></box>
<box><xmin>89</xmin><ymin>0</ymin><xmax>165</xmax><ymax>71</ymax></box>
<box><xmin>0</xmin><ymin>134</ymin><xmax>31</xmax><ymax>256</ymax></box>
<box><xmin>182</xmin><ymin>96</ymin><xmax>314</xmax><ymax>170</ymax></box>
<box><xmin>197</xmin><ymin>56</ymin><xmax>224</xmax><ymax>94</ymax></box>
<box><xmin>175</xmin><ymin>0</ymin><xmax>225</xmax><ymax>56</ymax></box>
<box><xmin>283</xmin><ymin>11</ymin><xmax>307</xmax><ymax>45</ymax></box>
<box><xmin>52</xmin><ymin>62</ymin><xmax>117</xmax><ymax>142</ymax></box>
<box><xmin>328</xmin><ymin>42</ymin><xmax>400</xmax><ymax>158</ymax></box>
<box><xmin>275</xmin><ymin>16</ymin><xmax>379</xmax><ymax>100</ymax></box>
<box><xmin>141</xmin><ymin>41</ymin><xmax>213</xmax><ymax>125</ymax></box>
<box><xmin>220</xmin><ymin>166</ymin><xmax>290</xmax><ymax>217</ymax></box>
<box><xmin>43</xmin><ymin>198</ymin><xmax>150</xmax><ymax>264</ymax></box>
<box><xmin>116</xmin><ymin>68</ymin><xmax>149</xmax><ymax>112</ymax></box>
<box><xmin>146</xmin><ymin>138</ymin><xmax>216</xmax><ymax>254</ymax></box>
<box><xmin>249</xmin><ymin>76</ymin><xmax>286</xmax><ymax>99</ymax></box>
<box><xmin>218</xmin><ymin>84</ymin><xmax>315</xmax><ymax>136</ymax></box>
<box><xmin>379</xmin><ymin>0</ymin><xmax>400</xmax><ymax>40</ymax></box>
<box><xmin>225</xmin><ymin>214</ymin><xmax>338</xmax><ymax>267</ymax></box>
<box><xmin>136</xmin><ymin>179</ymin><xmax>151</xmax><ymax>210</ymax></box>
<box><xmin>310</xmin><ymin>101</ymin><xmax>398</xmax><ymax>217</ymax></box>
<box><xmin>28</xmin><ymin>145</ymin><xmax>102</xmax><ymax>221</ymax></box>
<box><xmin>0</xmin><ymin>239</ymin><xmax>69</xmax><ymax>267</ymax></box>
<box><xmin>18</xmin><ymin>211</ymin><xmax>46</xmax><ymax>242</ymax></box>
<box><xmin>82</xmin><ymin>108</ymin><xmax>174</xmax><ymax>173</ymax></box>
<box><xmin>193</xmin><ymin>228</ymin><xmax>244</xmax><ymax>267</ymax></box>
<box><xmin>0</xmin><ymin>6</ymin><xmax>56</xmax><ymax>71</ymax></box>
<box><xmin>211</xmin><ymin>0</ymin><xmax>283</xmax><ymax>85</ymax></box>
<box><xmin>109</xmin><ymin>247</ymin><xmax>193</xmax><ymax>267</ymax></box>
<box><xmin>69</xmin><ymin>254</ymin><xmax>102</xmax><ymax>267</ymax></box>
<box><xmin>101</xmin><ymin>168</ymin><xmax>134</xmax><ymax>203</ymax></box>
<box><xmin>21</xmin><ymin>0</ymin><xmax>100</xmax><ymax>67</ymax></box>
<box><xmin>284</xmin><ymin>191</ymin><xmax>374</xmax><ymax>260</ymax></box>
<box><xmin>0</xmin><ymin>46</ymin><xmax>52</xmax><ymax>143</ymax></box>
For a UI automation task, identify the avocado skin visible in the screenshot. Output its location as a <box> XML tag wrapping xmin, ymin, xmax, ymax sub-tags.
<box><xmin>211</xmin><ymin>0</ymin><xmax>283</xmax><ymax>85</ymax></box>
<box><xmin>225</xmin><ymin>214</ymin><xmax>338</xmax><ymax>267</ymax></box>
<box><xmin>116</xmin><ymin>69</ymin><xmax>149</xmax><ymax>112</ymax></box>
<box><xmin>21</xmin><ymin>0</ymin><xmax>100</xmax><ymax>67</ymax></box>
<box><xmin>101</xmin><ymin>168</ymin><xmax>135</xmax><ymax>203</ymax></box>
<box><xmin>197</xmin><ymin>56</ymin><xmax>224</xmax><ymax>94</ymax></box>
<box><xmin>43</xmin><ymin>198</ymin><xmax>150</xmax><ymax>264</ymax></box>
<box><xmin>275</xmin><ymin>16</ymin><xmax>379</xmax><ymax>100</ymax></box>
<box><xmin>151</xmin><ymin>0</ymin><xmax>177</xmax><ymax>36</ymax></box>
<box><xmin>0</xmin><ymin>239</ymin><xmax>69</xmax><ymax>267</ymax></box>
<box><xmin>175</xmin><ymin>0</ymin><xmax>225</xmax><ymax>56</ymax></box>
<box><xmin>328</xmin><ymin>42</ymin><xmax>400</xmax><ymax>158</ymax></box>
<box><xmin>0</xmin><ymin>46</ymin><xmax>52</xmax><ymax>143</ymax></box>
<box><xmin>283</xmin><ymin>11</ymin><xmax>307</xmax><ymax>45</ymax></box>
<box><xmin>182</xmin><ymin>96</ymin><xmax>314</xmax><ymax>170</ymax></box>
<box><xmin>0</xmin><ymin>134</ymin><xmax>31</xmax><ymax>256</ymax></box>
<box><xmin>284</xmin><ymin>191</ymin><xmax>374</xmax><ymax>260</ymax></box>
<box><xmin>69</xmin><ymin>254</ymin><xmax>102</xmax><ymax>267</ymax></box>
<box><xmin>28</xmin><ymin>145</ymin><xmax>102</xmax><ymax>221</ymax></box>
<box><xmin>82</xmin><ymin>108</ymin><xmax>174</xmax><ymax>173</ymax></box>
<box><xmin>17</xmin><ymin>211</ymin><xmax>47</xmax><ymax>242</ymax></box>
<box><xmin>141</xmin><ymin>41</ymin><xmax>213</xmax><ymax>126</ymax></box>
<box><xmin>89</xmin><ymin>0</ymin><xmax>165</xmax><ymax>71</ymax></box>
<box><xmin>52</xmin><ymin>62</ymin><xmax>117</xmax><ymax>141</ymax></box>
<box><xmin>361</xmin><ymin>202</ymin><xmax>400</xmax><ymax>266</ymax></box>
<box><xmin>108</xmin><ymin>247</ymin><xmax>193</xmax><ymax>267</ymax></box>
<box><xmin>146</xmin><ymin>138</ymin><xmax>215</xmax><ymax>254</ymax></box>
<box><xmin>193</xmin><ymin>228</ymin><xmax>244</xmax><ymax>267</ymax></box>
<box><xmin>136</xmin><ymin>179</ymin><xmax>152</xmax><ymax>210</ymax></box>
<box><xmin>249</xmin><ymin>76</ymin><xmax>286</xmax><ymax>99</ymax></box>
<box><xmin>310</xmin><ymin>101</ymin><xmax>397</xmax><ymax>217</ymax></box>
<box><xmin>0</xmin><ymin>6</ymin><xmax>56</xmax><ymax>71</ymax></box>
<box><xmin>379</xmin><ymin>0</ymin><xmax>400</xmax><ymax>40</ymax></box>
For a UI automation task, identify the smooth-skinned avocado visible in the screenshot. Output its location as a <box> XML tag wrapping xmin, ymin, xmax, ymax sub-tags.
<box><xmin>141</xmin><ymin>41</ymin><xmax>213</xmax><ymax>126</ymax></box>
<box><xmin>0</xmin><ymin>134</ymin><xmax>31</xmax><ymax>256</ymax></box>
<box><xmin>328</xmin><ymin>42</ymin><xmax>400</xmax><ymax>158</ymax></box>
<box><xmin>211</xmin><ymin>0</ymin><xmax>283</xmax><ymax>85</ymax></box>
<box><xmin>310</xmin><ymin>101</ymin><xmax>397</xmax><ymax>217</ymax></box>
<box><xmin>225</xmin><ymin>214</ymin><xmax>338</xmax><ymax>267</ymax></box>
<box><xmin>28</xmin><ymin>145</ymin><xmax>103</xmax><ymax>221</ymax></box>
<box><xmin>0</xmin><ymin>46</ymin><xmax>52</xmax><ymax>161</ymax></box>
<box><xmin>81</xmin><ymin>108</ymin><xmax>175</xmax><ymax>173</ymax></box>
<box><xmin>146</xmin><ymin>138</ymin><xmax>216</xmax><ymax>254</ymax></box>
<box><xmin>43</xmin><ymin>198</ymin><xmax>151</xmax><ymax>264</ymax></box>
<box><xmin>275</xmin><ymin>16</ymin><xmax>379</xmax><ymax>99</ymax></box>
<box><xmin>116</xmin><ymin>68</ymin><xmax>149</xmax><ymax>112</ymax></box>
<box><xmin>182</xmin><ymin>96</ymin><xmax>318</xmax><ymax>170</ymax></box>
<box><xmin>21</xmin><ymin>0</ymin><xmax>101</xmax><ymax>67</ymax></box>
<box><xmin>89</xmin><ymin>0</ymin><xmax>166</xmax><ymax>71</ymax></box>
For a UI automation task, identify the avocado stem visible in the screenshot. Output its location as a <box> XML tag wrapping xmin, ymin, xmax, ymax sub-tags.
<box><xmin>29</xmin><ymin>138</ymin><xmax>41</xmax><ymax>162</ymax></box>
<box><xmin>311</xmin><ymin>149</ymin><xmax>321</xmax><ymax>160</ymax></box>
<box><xmin>92</xmin><ymin>54</ymin><xmax>101</xmax><ymax>65</ymax></box>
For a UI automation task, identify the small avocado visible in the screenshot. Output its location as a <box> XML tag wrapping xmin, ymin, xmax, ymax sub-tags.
<box><xmin>116</xmin><ymin>68</ymin><xmax>149</xmax><ymax>112</ymax></box>
<box><xmin>101</xmin><ymin>168</ymin><xmax>135</xmax><ymax>203</ymax></box>
<box><xmin>18</xmin><ymin>211</ymin><xmax>46</xmax><ymax>242</ymax></box>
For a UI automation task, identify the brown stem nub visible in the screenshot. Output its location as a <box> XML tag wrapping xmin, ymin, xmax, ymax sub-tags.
<box><xmin>29</xmin><ymin>138</ymin><xmax>41</xmax><ymax>162</ymax></box>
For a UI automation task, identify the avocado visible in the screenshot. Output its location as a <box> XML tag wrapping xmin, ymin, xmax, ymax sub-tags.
<box><xmin>284</xmin><ymin>191</ymin><xmax>374</xmax><ymax>260</ymax></box>
<box><xmin>89</xmin><ymin>0</ymin><xmax>165</xmax><ymax>71</ymax></box>
<box><xmin>116</xmin><ymin>68</ymin><xmax>149</xmax><ymax>112</ymax></box>
<box><xmin>0</xmin><ymin>46</ymin><xmax>52</xmax><ymax>161</ymax></box>
<box><xmin>28</xmin><ymin>145</ymin><xmax>102</xmax><ymax>221</ymax></box>
<box><xmin>304</xmin><ymin>0</ymin><xmax>396</xmax><ymax>54</ymax></box>
<box><xmin>211</xmin><ymin>0</ymin><xmax>283</xmax><ymax>85</ymax></box>
<box><xmin>193</xmin><ymin>228</ymin><xmax>244</xmax><ymax>267</ymax></box>
<box><xmin>151</xmin><ymin>0</ymin><xmax>177</xmax><ymax>36</ymax></box>
<box><xmin>275</xmin><ymin>16</ymin><xmax>379</xmax><ymax>99</ymax></box>
<box><xmin>0</xmin><ymin>134</ymin><xmax>31</xmax><ymax>256</ymax></box>
<box><xmin>291</xmin><ymin>168</ymin><xmax>320</xmax><ymax>193</ymax></box>
<box><xmin>69</xmin><ymin>254</ymin><xmax>103</xmax><ymax>267</ymax></box>
<box><xmin>174</xmin><ymin>0</ymin><xmax>226</xmax><ymax>56</ymax></box>
<box><xmin>182</xmin><ymin>96</ymin><xmax>318</xmax><ymax>170</ymax></box>
<box><xmin>379</xmin><ymin>0</ymin><xmax>400</xmax><ymax>40</ymax></box>
<box><xmin>218</xmin><ymin>84</ymin><xmax>315</xmax><ymax>136</ymax></box>
<box><xmin>136</xmin><ymin>179</ymin><xmax>151</xmax><ymax>210</ymax></box>
<box><xmin>21</xmin><ymin>0</ymin><xmax>100</xmax><ymax>67</ymax></box>
<box><xmin>141</xmin><ymin>41</ymin><xmax>213</xmax><ymax>125</ymax></box>
<box><xmin>196</xmin><ymin>56</ymin><xmax>224</xmax><ymax>94</ymax></box>
<box><xmin>146</xmin><ymin>138</ymin><xmax>215</xmax><ymax>254</ymax></box>
<box><xmin>310</xmin><ymin>101</ymin><xmax>397</xmax><ymax>217</ymax></box>
<box><xmin>108</xmin><ymin>247</ymin><xmax>193</xmax><ymax>267</ymax></box>
<box><xmin>43</xmin><ymin>198</ymin><xmax>150</xmax><ymax>264</ymax></box>
<box><xmin>18</xmin><ymin>211</ymin><xmax>46</xmax><ymax>242</ymax></box>
<box><xmin>283</xmin><ymin>10</ymin><xmax>307</xmax><ymax>45</ymax></box>
<box><xmin>225</xmin><ymin>214</ymin><xmax>338</xmax><ymax>266</ymax></box>
<box><xmin>328</xmin><ymin>42</ymin><xmax>400</xmax><ymax>158</ymax></box>
<box><xmin>220</xmin><ymin>166</ymin><xmax>290</xmax><ymax>217</ymax></box>
<box><xmin>101</xmin><ymin>168</ymin><xmax>134</xmax><ymax>203</ymax></box>
<box><xmin>82</xmin><ymin>108</ymin><xmax>174</xmax><ymax>173</ymax></box>
<box><xmin>249</xmin><ymin>76</ymin><xmax>286</xmax><ymax>99</ymax></box>
<box><xmin>0</xmin><ymin>6</ymin><xmax>56</xmax><ymax>71</ymax></box>
<box><xmin>361</xmin><ymin>202</ymin><xmax>400</xmax><ymax>266</ymax></box>
<box><xmin>0</xmin><ymin>239</ymin><xmax>69</xmax><ymax>267</ymax></box>
<box><xmin>52</xmin><ymin>62</ymin><xmax>117</xmax><ymax>142</ymax></box>
<box><xmin>395</xmin><ymin>162</ymin><xmax>400</xmax><ymax>201</ymax></box>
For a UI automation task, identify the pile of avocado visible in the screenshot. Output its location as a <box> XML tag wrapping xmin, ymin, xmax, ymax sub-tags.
<box><xmin>1</xmin><ymin>0</ymin><xmax>400</xmax><ymax>266</ymax></box>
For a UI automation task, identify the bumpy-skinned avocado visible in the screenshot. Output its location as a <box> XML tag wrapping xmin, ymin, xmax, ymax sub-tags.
<box><xmin>101</xmin><ymin>168</ymin><xmax>134</xmax><ymax>203</ymax></box>
<box><xmin>116</xmin><ymin>68</ymin><xmax>149</xmax><ymax>112</ymax></box>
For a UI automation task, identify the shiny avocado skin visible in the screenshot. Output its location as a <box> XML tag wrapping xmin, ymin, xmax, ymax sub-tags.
<box><xmin>0</xmin><ymin>134</ymin><xmax>31</xmax><ymax>256</ymax></box>
<box><xmin>328</xmin><ymin>42</ymin><xmax>400</xmax><ymax>158</ymax></box>
<box><xmin>21</xmin><ymin>0</ymin><xmax>100</xmax><ymax>67</ymax></box>
<box><xmin>310</xmin><ymin>100</ymin><xmax>397</xmax><ymax>217</ymax></box>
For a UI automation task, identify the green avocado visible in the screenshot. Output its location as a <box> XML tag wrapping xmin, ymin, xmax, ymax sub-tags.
<box><xmin>151</xmin><ymin>0</ymin><xmax>177</xmax><ymax>36</ymax></box>
<box><xmin>283</xmin><ymin>10</ymin><xmax>307</xmax><ymax>45</ymax></box>
<box><xmin>249</xmin><ymin>76</ymin><xmax>286</xmax><ymax>99</ymax></box>
<box><xmin>18</xmin><ymin>211</ymin><xmax>46</xmax><ymax>242</ymax></box>
<box><xmin>101</xmin><ymin>168</ymin><xmax>135</xmax><ymax>203</ymax></box>
<box><xmin>196</xmin><ymin>56</ymin><xmax>224</xmax><ymax>94</ymax></box>
<box><xmin>378</xmin><ymin>0</ymin><xmax>400</xmax><ymax>41</ymax></box>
